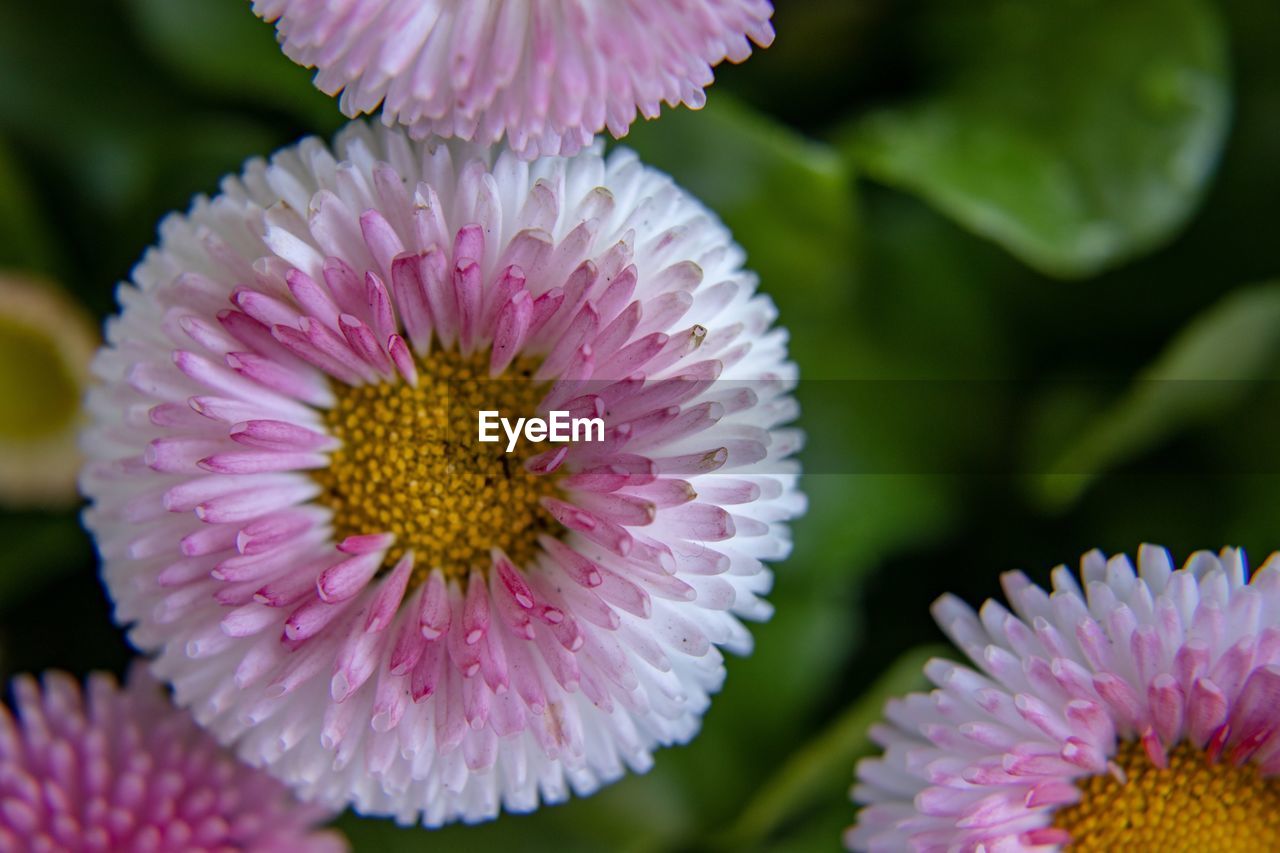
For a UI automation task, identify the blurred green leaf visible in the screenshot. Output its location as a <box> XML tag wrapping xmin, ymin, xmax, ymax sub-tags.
<box><xmin>0</xmin><ymin>2</ymin><xmax>307</xmax><ymax>311</ymax></box>
<box><xmin>728</xmin><ymin>586</ymin><xmax>856</xmax><ymax>727</ymax></box>
<box><xmin>1032</xmin><ymin>281</ymin><xmax>1280</xmax><ymax>508</ymax></box>
<box><xmin>796</xmin><ymin>475</ymin><xmax>953</xmax><ymax>585</ymax></box>
<box><xmin>621</xmin><ymin>95</ymin><xmax>861</xmax><ymax>376</ymax></box>
<box><xmin>785</xmin><ymin>194</ymin><xmax>1034</xmax><ymax>597</ymax></box>
<box><xmin>843</xmin><ymin>0</ymin><xmax>1229</xmax><ymax>278</ymax></box>
<box><xmin>121</xmin><ymin>0</ymin><xmax>338</xmax><ymax>129</ymax></box>
<box><xmin>718</xmin><ymin>0</ymin><xmax>883</xmax><ymax>123</ymax></box>
<box><xmin>717</xmin><ymin>644</ymin><xmax>944</xmax><ymax>849</ymax></box>
<box><xmin>754</xmin><ymin>799</ymin><xmax>856</xmax><ymax>853</ymax></box>
<box><xmin>0</xmin><ymin>138</ymin><xmax>55</xmax><ymax>274</ymax></box>
<box><xmin>0</xmin><ymin>513</ymin><xmax>89</xmax><ymax>606</ymax></box>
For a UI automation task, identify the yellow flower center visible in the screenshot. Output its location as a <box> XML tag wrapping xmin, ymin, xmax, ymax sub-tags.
<box><xmin>313</xmin><ymin>349</ymin><xmax>562</xmax><ymax>582</ymax></box>
<box><xmin>1052</xmin><ymin>739</ymin><xmax>1280</xmax><ymax>850</ymax></box>
<box><xmin>0</xmin><ymin>315</ymin><xmax>80</xmax><ymax>441</ymax></box>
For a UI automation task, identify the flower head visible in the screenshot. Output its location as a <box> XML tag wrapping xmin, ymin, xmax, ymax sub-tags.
<box><xmin>850</xmin><ymin>545</ymin><xmax>1280</xmax><ymax>851</ymax></box>
<box><xmin>252</xmin><ymin>0</ymin><xmax>775</xmax><ymax>158</ymax></box>
<box><xmin>82</xmin><ymin>123</ymin><xmax>804</xmax><ymax>825</ymax></box>
<box><xmin>0</xmin><ymin>273</ymin><xmax>96</xmax><ymax>509</ymax></box>
<box><xmin>0</xmin><ymin>668</ymin><xmax>343</xmax><ymax>852</ymax></box>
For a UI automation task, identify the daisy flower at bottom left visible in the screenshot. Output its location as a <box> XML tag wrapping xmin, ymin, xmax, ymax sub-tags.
<box><xmin>0</xmin><ymin>666</ymin><xmax>346</xmax><ymax>853</ymax></box>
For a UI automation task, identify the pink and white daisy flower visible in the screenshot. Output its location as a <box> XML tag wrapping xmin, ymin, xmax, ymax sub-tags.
<box><xmin>81</xmin><ymin>122</ymin><xmax>804</xmax><ymax>825</ymax></box>
<box><xmin>0</xmin><ymin>668</ymin><xmax>344</xmax><ymax>853</ymax></box>
<box><xmin>251</xmin><ymin>0</ymin><xmax>776</xmax><ymax>159</ymax></box>
<box><xmin>849</xmin><ymin>545</ymin><xmax>1280</xmax><ymax>851</ymax></box>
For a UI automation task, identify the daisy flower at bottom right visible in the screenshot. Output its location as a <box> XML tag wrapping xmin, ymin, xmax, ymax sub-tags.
<box><xmin>848</xmin><ymin>545</ymin><xmax>1280</xmax><ymax>852</ymax></box>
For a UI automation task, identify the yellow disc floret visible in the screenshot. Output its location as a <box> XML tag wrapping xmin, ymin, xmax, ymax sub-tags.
<box><xmin>1052</xmin><ymin>739</ymin><xmax>1280</xmax><ymax>851</ymax></box>
<box><xmin>313</xmin><ymin>349</ymin><xmax>562</xmax><ymax>582</ymax></box>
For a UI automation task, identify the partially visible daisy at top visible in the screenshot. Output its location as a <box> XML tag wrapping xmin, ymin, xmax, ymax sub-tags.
<box><xmin>251</xmin><ymin>0</ymin><xmax>776</xmax><ymax>158</ymax></box>
<box><xmin>0</xmin><ymin>667</ymin><xmax>344</xmax><ymax>852</ymax></box>
<box><xmin>82</xmin><ymin>122</ymin><xmax>803</xmax><ymax>825</ymax></box>
<box><xmin>850</xmin><ymin>545</ymin><xmax>1280</xmax><ymax>852</ymax></box>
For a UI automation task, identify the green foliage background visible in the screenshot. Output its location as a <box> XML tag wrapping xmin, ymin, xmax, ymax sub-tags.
<box><xmin>0</xmin><ymin>0</ymin><xmax>1278</xmax><ymax>849</ymax></box>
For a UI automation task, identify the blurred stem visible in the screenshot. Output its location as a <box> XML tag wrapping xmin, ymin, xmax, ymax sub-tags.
<box><xmin>712</xmin><ymin>644</ymin><xmax>948</xmax><ymax>850</ymax></box>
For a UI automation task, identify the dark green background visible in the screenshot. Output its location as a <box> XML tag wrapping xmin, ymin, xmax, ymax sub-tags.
<box><xmin>0</xmin><ymin>0</ymin><xmax>1277</xmax><ymax>849</ymax></box>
